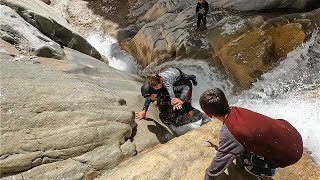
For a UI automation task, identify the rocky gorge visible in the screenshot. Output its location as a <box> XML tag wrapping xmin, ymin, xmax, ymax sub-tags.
<box><xmin>1</xmin><ymin>0</ymin><xmax>320</xmax><ymax>179</ymax></box>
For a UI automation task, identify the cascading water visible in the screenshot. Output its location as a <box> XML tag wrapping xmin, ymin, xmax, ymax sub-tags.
<box><xmin>86</xmin><ymin>32</ymin><xmax>141</xmax><ymax>74</ymax></box>
<box><xmin>142</xmin><ymin>59</ymin><xmax>234</xmax><ymax>109</ymax></box>
<box><xmin>87</xmin><ymin>30</ymin><xmax>320</xmax><ymax>164</ymax></box>
<box><xmin>232</xmin><ymin>31</ymin><xmax>320</xmax><ymax>164</ymax></box>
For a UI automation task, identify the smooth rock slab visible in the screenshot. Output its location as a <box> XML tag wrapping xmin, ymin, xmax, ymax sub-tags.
<box><xmin>0</xmin><ymin>40</ymin><xmax>172</xmax><ymax>178</ymax></box>
<box><xmin>0</xmin><ymin>48</ymin><xmax>134</xmax><ymax>174</ymax></box>
<box><xmin>0</xmin><ymin>0</ymin><xmax>103</xmax><ymax>60</ymax></box>
<box><xmin>0</xmin><ymin>5</ymin><xmax>66</xmax><ymax>60</ymax></box>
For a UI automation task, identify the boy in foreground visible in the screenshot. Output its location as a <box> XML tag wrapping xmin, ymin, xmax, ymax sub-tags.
<box><xmin>199</xmin><ymin>88</ymin><xmax>303</xmax><ymax>179</ymax></box>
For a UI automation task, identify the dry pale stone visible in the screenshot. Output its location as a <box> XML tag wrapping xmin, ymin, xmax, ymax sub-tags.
<box><xmin>98</xmin><ymin>121</ymin><xmax>320</xmax><ymax>180</ymax></box>
<box><xmin>0</xmin><ymin>5</ymin><xmax>66</xmax><ymax>59</ymax></box>
<box><xmin>0</xmin><ymin>0</ymin><xmax>103</xmax><ymax>60</ymax></box>
<box><xmin>0</xmin><ymin>40</ymin><xmax>169</xmax><ymax>178</ymax></box>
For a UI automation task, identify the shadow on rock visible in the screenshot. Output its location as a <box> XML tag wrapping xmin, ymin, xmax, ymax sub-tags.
<box><xmin>206</xmin><ymin>140</ymin><xmax>219</xmax><ymax>151</ymax></box>
<box><xmin>146</xmin><ymin>118</ymin><xmax>174</xmax><ymax>144</ymax></box>
<box><xmin>217</xmin><ymin>157</ymin><xmax>274</xmax><ymax>180</ymax></box>
<box><xmin>129</xmin><ymin>122</ymin><xmax>138</xmax><ymax>142</ymax></box>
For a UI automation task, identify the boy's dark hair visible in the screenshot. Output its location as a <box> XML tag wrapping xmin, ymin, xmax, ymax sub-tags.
<box><xmin>199</xmin><ymin>88</ymin><xmax>230</xmax><ymax>117</ymax></box>
<box><xmin>146</xmin><ymin>74</ymin><xmax>162</xmax><ymax>87</ymax></box>
<box><xmin>141</xmin><ymin>83</ymin><xmax>157</xmax><ymax>98</ymax></box>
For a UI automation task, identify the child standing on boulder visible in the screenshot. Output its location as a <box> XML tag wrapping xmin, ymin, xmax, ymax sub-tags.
<box><xmin>196</xmin><ymin>0</ymin><xmax>209</xmax><ymax>31</ymax></box>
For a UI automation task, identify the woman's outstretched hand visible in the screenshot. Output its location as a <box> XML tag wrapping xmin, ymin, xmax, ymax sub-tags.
<box><xmin>135</xmin><ymin>110</ymin><xmax>146</xmax><ymax>120</ymax></box>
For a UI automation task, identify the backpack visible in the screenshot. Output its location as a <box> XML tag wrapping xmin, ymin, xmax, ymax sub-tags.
<box><xmin>225</xmin><ymin>107</ymin><xmax>303</xmax><ymax>167</ymax></box>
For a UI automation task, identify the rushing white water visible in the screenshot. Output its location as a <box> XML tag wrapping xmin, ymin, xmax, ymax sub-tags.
<box><xmin>143</xmin><ymin>59</ymin><xmax>234</xmax><ymax>110</ymax></box>
<box><xmin>88</xmin><ymin>30</ymin><xmax>320</xmax><ymax>164</ymax></box>
<box><xmin>232</xmin><ymin>31</ymin><xmax>320</xmax><ymax>164</ymax></box>
<box><xmin>86</xmin><ymin>32</ymin><xmax>141</xmax><ymax>74</ymax></box>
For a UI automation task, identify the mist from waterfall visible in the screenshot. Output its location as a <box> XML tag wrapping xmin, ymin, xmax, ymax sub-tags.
<box><xmin>87</xmin><ymin>31</ymin><xmax>320</xmax><ymax>164</ymax></box>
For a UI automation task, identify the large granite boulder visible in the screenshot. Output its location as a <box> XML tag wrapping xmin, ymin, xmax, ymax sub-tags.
<box><xmin>207</xmin><ymin>9</ymin><xmax>320</xmax><ymax>89</ymax></box>
<box><xmin>0</xmin><ymin>0</ymin><xmax>103</xmax><ymax>61</ymax></box>
<box><xmin>122</xmin><ymin>8</ymin><xmax>319</xmax><ymax>83</ymax></box>
<box><xmin>0</xmin><ymin>1</ymin><xmax>177</xmax><ymax>176</ymax></box>
<box><xmin>142</xmin><ymin>0</ymin><xmax>194</xmax><ymax>22</ymax></box>
<box><xmin>0</xmin><ymin>38</ymin><xmax>171</xmax><ymax>179</ymax></box>
<box><xmin>142</xmin><ymin>0</ymin><xmax>319</xmax><ymax>23</ymax></box>
<box><xmin>0</xmin><ymin>42</ymin><xmax>132</xmax><ymax>175</ymax></box>
<box><xmin>0</xmin><ymin>5</ymin><xmax>66</xmax><ymax>60</ymax></box>
<box><xmin>98</xmin><ymin>121</ymin><xmax>320</xmax><ymax>179</ymax></box>
<box><xmin>121</xmin><ymin>7</ymin><xmax>226</xmax><ymax>68</ymax></box>
<box><xmin>210</xmin><ymin>0</ymin><xmax>319</xmax><ymax>11</ymax></box>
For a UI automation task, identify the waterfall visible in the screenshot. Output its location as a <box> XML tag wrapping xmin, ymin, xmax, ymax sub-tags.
<box><xmin>86</xmin><ymin>32</ymin><xmax>141</xmax><ymax>74</ymax></box>
<box><xmin>232</xmin><ymin>31</ymin><xmax>320</xmax><ymax>163</ymax></box>
<box><xmin>87</xmin><ymin>30</ymin><xmax>320</xmax><ymax>164</ymax></box>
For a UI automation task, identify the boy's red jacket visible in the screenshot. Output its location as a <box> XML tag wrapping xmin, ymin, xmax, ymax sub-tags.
<box><xmin>225</xmin><ymin>107</ymin><xmax>303</xmax><ymax>167</ymax></box>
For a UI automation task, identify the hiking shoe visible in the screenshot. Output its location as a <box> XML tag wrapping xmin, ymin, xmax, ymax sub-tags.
<box><xmin>244</xmin><ymin>166</ymin><xmax>276</xmax><ymax>178</ymax></box>
<box><xmin>261</xmin><ymin>168</ymin><xmax>276</xmax><ymax>177</ymax></box>
<box><xmin>190</xmin><ymin>75</ymin><xmax>197</xmax><ymax>86</ymax></box>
